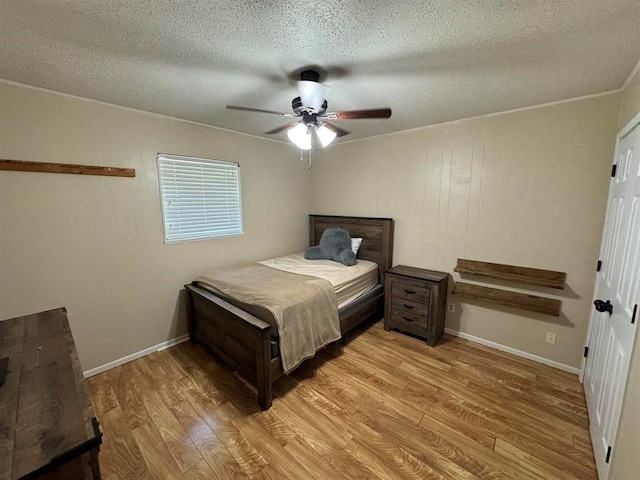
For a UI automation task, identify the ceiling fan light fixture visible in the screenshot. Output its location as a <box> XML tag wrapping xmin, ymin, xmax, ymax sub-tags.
<box><xmin>228</xmin><ymin>69</ymin><xmax>391</xmax><ymax>147</ymax></box>
<box><xmin>316</xmin><ymin>124</ymin><xmax>337</xmax><ymax>147</ymax></box>
<box><xmin>287</xmin><ymin>122</ymin><xmax>312</xmax><ymax>150</ymax></box>
<box><xmin>298</xmin><ymin>81</ymin><xmax>329</xmax><ymax>112</ymax></box>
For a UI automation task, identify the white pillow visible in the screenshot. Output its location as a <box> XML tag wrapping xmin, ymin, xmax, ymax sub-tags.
<box><xmin>351</xmin><ymin>237</ymin><xmax>363</xmax><ymax>256</ymax></box>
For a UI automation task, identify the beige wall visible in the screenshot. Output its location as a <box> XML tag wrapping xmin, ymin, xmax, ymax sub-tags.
<box><xmin>610</xmin><ymin>66</ymin><xmax>640</xmax><ymax>480</ymax></box>
<box><xmin>0</xmin><ymin>82</ymin><xmax>311</xmax><ymax>371</ymax></box>
<box><xmin>619</xmin><ymin>67</ymin><xmax>640</xmax><ymax>129</ymax></box>
<box><xmin>312</xmin><ymin>94</ymin><xmax>621</xmax><ymax>369</ymax></box>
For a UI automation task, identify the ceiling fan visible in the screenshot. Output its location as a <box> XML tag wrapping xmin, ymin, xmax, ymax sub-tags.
<box><xmin>227</xmin><ymin>69</ymin><xmax>392</xmax><ymax>150</ymax></box>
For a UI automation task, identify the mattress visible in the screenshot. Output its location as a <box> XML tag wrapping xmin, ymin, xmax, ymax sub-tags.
<box><xmin>259</xmin><ymin>253</ymin><xmax>378</xmax><ymax>308</ymax></box>
<box><xmin>195</xmin><ymin>253</ymin><xmax>380</xmax><ymax>337</ymax></box>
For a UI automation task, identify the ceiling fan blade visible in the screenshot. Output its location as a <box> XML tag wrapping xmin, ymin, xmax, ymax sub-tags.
<box><xmin>227</xmin><ymin>105</ymin><xmax>294</xmax><ymax>116</ymax></box>
<box><xmin>322</xmin><ymin>122</ymin><xmax>350</xmax><ymax>137</ymax></box>
<box><xmin>325</xmin><ymin>108</ymin><xmax>392</xmax><ymax>120</ymax></box>
<box><xmin>263</xmin><ymin>122</ymin><xmax>300</xmax><ymax>135</ymax></box>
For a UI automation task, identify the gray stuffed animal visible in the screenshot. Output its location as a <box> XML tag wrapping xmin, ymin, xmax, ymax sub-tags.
<box><xmin>304</xmin><ymin>227</ymin><xmax>356</xmax><ymax>266</ymax></box>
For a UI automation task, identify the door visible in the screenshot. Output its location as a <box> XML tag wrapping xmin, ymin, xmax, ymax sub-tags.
<box><xmin>583</xmin><ymin>115</ymin><xmax>640</xmax><ymax>480</ymax></box>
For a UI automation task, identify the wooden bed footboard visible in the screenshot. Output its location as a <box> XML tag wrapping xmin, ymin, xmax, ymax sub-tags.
<box><xmin>186</xmin><ymin>281</ymin><xmax>385</xmax><ymax>410</ymax></box>
<box><xmin>185</xmin><ymin>283</ymin><xmax>276</xmax><ymax>409</ymax></box>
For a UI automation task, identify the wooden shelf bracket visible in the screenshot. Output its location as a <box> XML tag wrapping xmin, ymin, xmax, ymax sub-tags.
<box><xmin>454</xmin><ymin>259</ymin><xmax>565</xmax><ymax>290</ymax></box>
<box><xmin>0</xmin><ymin>159</ymin><xmax>136</xmax><ymax>178</ymax></box>
<box><xmin>452</xmin><ymin>282</ymin><xmax>561</xmax><ymax>317</ymax></box>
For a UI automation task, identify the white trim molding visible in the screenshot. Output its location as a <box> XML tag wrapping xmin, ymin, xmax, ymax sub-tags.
<box><xmin>0</xmin><ymin>78</ymin><xmax>285</xmax><ymax>144</ymax></box>
<box><xmin>444</xmin><ymin>328</ymin><xmax>581</xmax><ymax>375</ymax></box>
<box><xmin>621</xmin><ymin>57</ymin><xmax>640</xmax><ymax>91</ymax></box>
<box><xmin>83</xmin><ymin>334</ymin><xmax>190</xmax><ymax>378</ymax></box>
<box><xmin>85</xmin><ymin>329</ymin><xmax>583</xmax><ymax>378</ymax></box>
<box><xmin>337</xmin><ymin>89</ymin><xmax>621</xmax><ymax>146</ymax></box>
<box><xmin>619</xmin><ymin>110</ymin><xmax>640</xmax><ymax>141</ymax></box>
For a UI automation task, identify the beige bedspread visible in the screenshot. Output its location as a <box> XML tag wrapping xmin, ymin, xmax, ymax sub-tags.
<box><xmin>195</xmin><ymin>263</ymin><xmax>341</xmax><ymax>373</ymax></box>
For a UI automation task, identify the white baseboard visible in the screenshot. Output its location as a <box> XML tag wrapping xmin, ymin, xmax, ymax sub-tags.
<box><xmin>83</xmin><ymin>329</ymin><xmax>580</xmax><ymax>378</ymax></box>
<box><xmin>444</xmin><ymin>328</ymin><xmax>581</xmax><ymax>375</ymax></box>
<box><xmin>83</xmin><ymin>334</ymin><xmax>190</xmax><ymax>378</ymax></box>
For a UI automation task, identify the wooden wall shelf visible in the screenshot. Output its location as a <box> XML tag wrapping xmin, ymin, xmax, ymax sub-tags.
<box><xmin>453</xmin><ymin>282</ymin><xmax>562</xmax><ymax>317</ymax></box>
<box><xmin>454</xmin><ymin>259</ymin><xmax>566</xmax><ymax>290</ymax></box>
<box><xmin>0</xmin><ymin>159</ymin><xmax>135</xmax><ymax>178</ymax></box>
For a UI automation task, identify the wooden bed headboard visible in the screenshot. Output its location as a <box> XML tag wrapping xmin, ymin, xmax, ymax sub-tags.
<box><xmin>309</xmin><ymin>215</ymin><xmax>394</xmax><ymax>284</ymax></box>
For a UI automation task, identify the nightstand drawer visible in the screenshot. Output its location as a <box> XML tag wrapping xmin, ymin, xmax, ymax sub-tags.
<box><xmin>389</xmin><ymin>308</ymin><xmax>428</xmax><ymax>336</ymax></box>
<box><xmin>391</xmin><ymin>279</ymin><xmax>430</xmax><ymax>304</ymax></box>
<box><xmin>390</xmin><ymin>296</ymin><xmax>428</xmax><ymax>317</ymax></box>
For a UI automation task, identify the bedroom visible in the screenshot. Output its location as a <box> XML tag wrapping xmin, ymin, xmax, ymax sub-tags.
<box><xmin>1</xmin><ymin>1</ymin><xmax>640</xmax><ymax>479</ymax></box>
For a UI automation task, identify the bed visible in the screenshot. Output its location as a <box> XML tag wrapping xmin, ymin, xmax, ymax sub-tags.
<box><xmin>184</xmin><ymin>215</ymin><xmax>394</xmax><ymax>409</ymax></box>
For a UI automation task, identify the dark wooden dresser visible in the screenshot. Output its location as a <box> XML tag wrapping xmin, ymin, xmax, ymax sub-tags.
<box><xmin>384</xmin><ymin>265</ymin><xmax>449</xmax><ymax>346</ymax></box>
<box><xmin>0</xmin><ymin>308</ymin><xmax>102</xmax><ymax>480</ymax></box>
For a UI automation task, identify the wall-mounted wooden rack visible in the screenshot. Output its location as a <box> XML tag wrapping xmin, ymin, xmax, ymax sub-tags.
<box><xmin>454</xmin><ymin>259</ymin><xmax>566</xmax><ymax>290</ymax></box>
<box><xmin>0</xmin><ymin>159</ymin><xmax>135</xmax><ymax>178</ymax></box>
<box><xmin>453</xmin><ymin>282</ymin><xmax>561</xmax><ymax>317</ymax></box>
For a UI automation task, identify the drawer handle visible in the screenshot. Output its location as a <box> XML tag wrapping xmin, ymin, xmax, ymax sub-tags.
<box><xmin>402</xmin><ymin>316</ymin><xmax>415</xmax><ymax>322</ymax></box>
<box><xmin>403</xmin><ymin>304</ymin><xmax>415</xmax><ymax>309</ymax></box>
<box><xmin>404</xmin><ymin>289</ymin><xmax>416</xmax><ymax>295</ymax></box>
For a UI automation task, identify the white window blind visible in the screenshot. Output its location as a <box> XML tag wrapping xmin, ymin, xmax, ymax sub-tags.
<box><xmin>157</xmin><ymin>154</ymin><xmax>243</xmax><ymax>243</ymax></box>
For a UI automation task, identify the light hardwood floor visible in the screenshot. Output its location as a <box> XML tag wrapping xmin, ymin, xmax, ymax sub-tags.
<box><xmin>86</xmin><ymin>320</ymin><xmax>597</xmax><ymax>480</ymax></box>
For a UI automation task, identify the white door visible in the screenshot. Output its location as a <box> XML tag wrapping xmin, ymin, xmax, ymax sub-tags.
<box><xmin>583</xmin><ymin>114</ymin><xmax>640</xmax><ymax>480</ymax></box>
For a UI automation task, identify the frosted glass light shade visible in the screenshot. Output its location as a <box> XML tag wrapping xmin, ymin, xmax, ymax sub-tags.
<box><xmin>316</xmin><ymin>124</ymin><xmax>337</xmax><ymax>147</ymax></box>
<box><xmin>298</xmin><ymin>81</ymin><xmax>329</xmax><ymax>111</ymax></box>
<box><xmin>287</xmin><ymin>123</ymin><xmax>312</xmax><ymax>150</ymax></box>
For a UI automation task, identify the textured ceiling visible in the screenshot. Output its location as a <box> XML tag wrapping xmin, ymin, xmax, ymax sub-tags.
<box><xmin>1</xmin><ymin>1</ymin><xmax>639</xmax><ymax>143</ymax></box>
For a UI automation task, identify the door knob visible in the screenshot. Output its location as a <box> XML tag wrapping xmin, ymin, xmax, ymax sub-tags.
<box><xmin>594</xmin><ymin>299</ymin><xmax>613</xmax><ymax>316</ymax></box>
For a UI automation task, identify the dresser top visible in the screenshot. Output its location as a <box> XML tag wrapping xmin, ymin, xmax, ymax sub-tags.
<box><xmin>387</xmin><ymin>265</ymin><xmax>449</xmax><ymax>282</ymax></box>
<box><xmin>0</xmin><ymin>307</ymin><xmax>100</xmax><ymax>480</ymax></box>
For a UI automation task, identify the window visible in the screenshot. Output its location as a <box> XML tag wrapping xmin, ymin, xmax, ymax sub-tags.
<box><xmin>157</xmin><ymin>154</ymin><xmax>243</xmax><ymax>243</ymax></box>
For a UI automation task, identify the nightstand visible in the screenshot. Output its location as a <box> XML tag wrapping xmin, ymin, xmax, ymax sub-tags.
<box><xmin>384</xmin><ymin>265</ymin><xmax>449</xmax><ymax>346</ymax></box>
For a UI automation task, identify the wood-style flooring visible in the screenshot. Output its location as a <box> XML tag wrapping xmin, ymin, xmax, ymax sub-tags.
<box><xmin>86</xmin><ymin>321</ymin><xmax>597</xmax><ymax>480</ymax></box>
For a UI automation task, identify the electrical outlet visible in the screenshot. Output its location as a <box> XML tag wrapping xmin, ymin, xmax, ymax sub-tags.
<box><xmin>545</xmin><ymin>331</ymin><xmax>557</xmax><ymax>346</ymax></box>
<box><xmin>448</xmin><ymin>303</ymin><xmax>455</xmax><ymax>313</ymax></box>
